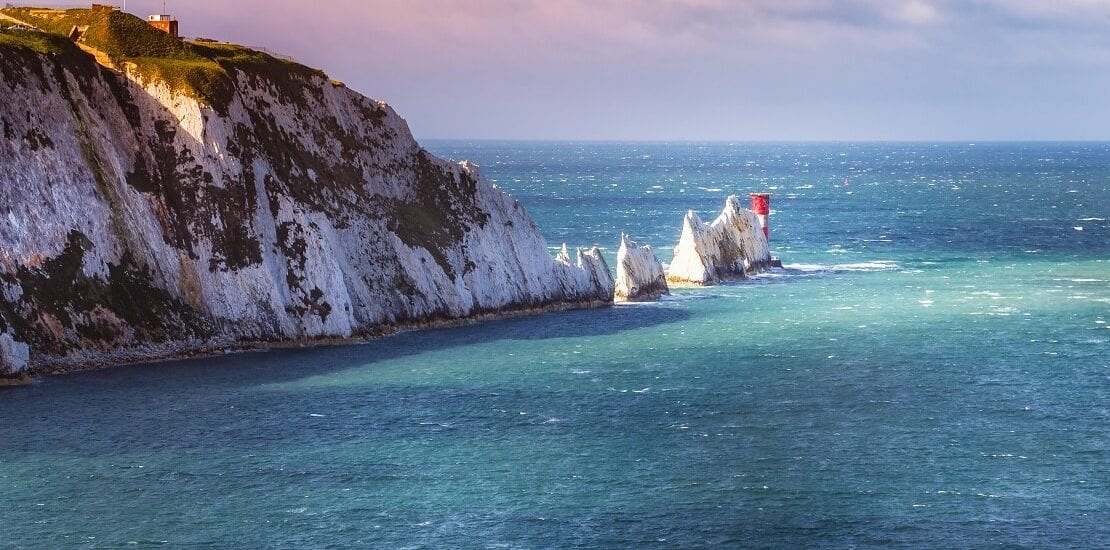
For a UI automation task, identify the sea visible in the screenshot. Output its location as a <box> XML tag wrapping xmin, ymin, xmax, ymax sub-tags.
<box><xmin>1</xmin><ymin>142</ymin><xmax>1108</xmax><ymax>548</ymax></box>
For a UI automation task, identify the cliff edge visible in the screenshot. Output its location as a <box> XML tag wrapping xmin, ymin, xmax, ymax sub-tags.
<box><xmin>0</xmin><ymin>9</ymin><xmax>613</xmax><ymax>376</ymax></box>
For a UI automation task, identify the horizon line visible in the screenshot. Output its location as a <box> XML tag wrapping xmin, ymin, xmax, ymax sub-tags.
<box><xmin>417</xmin><ymin>138</ymin><xmax>1110</xmax><ymax>144</ymax></box>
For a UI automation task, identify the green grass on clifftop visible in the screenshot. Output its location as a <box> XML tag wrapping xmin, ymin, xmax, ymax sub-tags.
<box><xmin>190</xmin><ymin>41</ymin><xmax>327</xmax><ymax>112</ymax></box>
<box><xmin>0</xmin><ymin>26</ymin><xmax>75</xmax><ymax>55</ymax></box>
<box><xmin>0</xmin><ymin>27</ymin><xmax>99</xmax><ymax>88</ymax></box>
<box><xmin>1</xmin><ymin>7</ymin><xmax>328</xmax><ymax>114</ymax></box>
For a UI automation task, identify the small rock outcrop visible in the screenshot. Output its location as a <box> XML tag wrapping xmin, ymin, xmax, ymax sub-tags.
<box><xmin>614</xmin><ymin>234</ymin><xmax>669</xmax><ymax>302</ymax></box>
<box><xmin>0</xmin><ymin>332</ymin><xmax>30</xmax><ymax>378</ymax></box>
<box><xmin>666</xmin><ymin>196</ymin><xmax>772</xmax><ymax>285</ymax></box>
<box><xmin>555</xmin><ymin>244</ymin><xmax>616</xmax><ymax>303</ymax></box>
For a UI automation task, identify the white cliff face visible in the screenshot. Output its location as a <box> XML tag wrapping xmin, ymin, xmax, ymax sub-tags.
<box><xmin>556</xmin><ymin>244</ymin><xmax>616</xmax><ymax>302</ymax></box>
<box><xmin>614</xmin><ymin>234</ymin><xmax>669</xmax><ymax>302</ymax></box>
<box><xmin>0</xmin><ymin>43</ymin><xmax>613</xmax><ymax>373</ymax></box>
<box><xmin>666</xmin><ymin>196</ymin><xmax>772</xmax><ymax>285</ymax></box>
<box><xmin>0</xmin><ymin>331</ymin><xmax>30</xmax><ymax>377</ymax></box>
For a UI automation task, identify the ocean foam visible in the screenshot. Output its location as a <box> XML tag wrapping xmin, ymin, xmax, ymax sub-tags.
<box><xmin>781</xmin><ymin>261</ymin><xmax>900</xmax><ymax>274</ymax></box>
<box><xmin>658</xmin><ymin>293</ymin><xmax>712</xmax><ymax>302</ymax></box>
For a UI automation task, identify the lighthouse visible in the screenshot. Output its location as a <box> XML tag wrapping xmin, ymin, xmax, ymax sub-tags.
<box><xmin>749</xmin><ymin>192</ymin><xmax>772</xmax><ymax>241</ymax></box>
<box><xmin>749</xmin><ymin>192</ymin><xmax>783</xmax><ymax>268</ymax></box>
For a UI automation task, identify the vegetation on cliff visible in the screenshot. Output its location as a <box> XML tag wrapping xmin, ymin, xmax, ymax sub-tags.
<box><xmin>0</xmin><ymin>25</ymin><xmax>76</xmax><ymax>56</ymax></box>
<box><xmin>0</xmin><ymin>231</ymin><xmax>213</xmax><ymax>357</ymax></box>
<box><xmin>0</xmin><ymin>27</ymin><xmax>99</xmax><ymax>88</ymax></box>
<box><xmin>1</xmin><ymin>6</ymin><xmax>326</xmax><ymax>114</ymax></box>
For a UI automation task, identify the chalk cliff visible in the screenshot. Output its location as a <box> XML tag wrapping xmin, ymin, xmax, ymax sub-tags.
<box><xmin>0</xmin><ymin>331</ymin><xmax>29</xmax><ymax>378</ymax></box>
<box><xmin>614</xmin><ymin>234</ymin><xmax>668</xmax><ymax>302</ymax></box>
<box><xmin>666</xmin><ymin>196</ymin><xmax>772</xmax><ymax>285</ymax></box>
<box><xmin>0</xmin><ymin>15</ymin><xmax>613</xmax><ymax>375</ymax></box>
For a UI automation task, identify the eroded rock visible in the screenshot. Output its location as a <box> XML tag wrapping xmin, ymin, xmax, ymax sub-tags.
<box><xmin>666</xmin><ymin>196</ymin><xmax>771</xmax><ymax>285</ymax></box>
<box><xmin>615</xmin><ymin>234</ymin><xmax>669</xmax><ymax>302</ymax></box>
<box><xmin>0</xmin><ymin>332</ymin><xmax>30</xmax><ymax>377</ymax></box>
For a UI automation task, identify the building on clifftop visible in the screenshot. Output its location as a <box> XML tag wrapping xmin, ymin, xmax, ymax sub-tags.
<box><xmin>147</xmin><ymin>13</ymin><xmax>178</xmax><ymax>38</ymax></box>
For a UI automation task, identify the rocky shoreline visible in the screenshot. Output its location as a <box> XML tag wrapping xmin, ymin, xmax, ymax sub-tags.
<box><xmin>8</xmin><ymin>297</ymin><xmax>613</xmax><ymax>380</ymax></box>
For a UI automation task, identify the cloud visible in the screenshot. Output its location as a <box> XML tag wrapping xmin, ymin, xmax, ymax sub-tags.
<box><xmin>972</xmin><ymin>0</ymin><xmax>1110</xmax><ymax>23</ymax></box>
<box><xmin>884</xmin><ymin>1</ymin><xmax>943</xmax><ymax>25</ymax></box>
<box><xmin>21</xmin><ymin>0</ymin><xmax>1110</xmax><ymax>139</ymax></box>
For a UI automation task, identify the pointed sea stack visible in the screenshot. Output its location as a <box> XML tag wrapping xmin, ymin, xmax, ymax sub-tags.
<box><xmin>614</xmin><ymin>234</ymin><xmax>669</xmax><ymax>302</ymax></box>
<box><xmin>554</xmin><ymin>244</ymin><xmax>616</xmax><ymax>302</ymax></box>
<box><xmin>666</xmin><ymin>196</ymin><xmax>772</xmax><ymax>285</ymax></box>
<box><xmin>0</xmin><ymin>332</ymin><xmax>31</xmax><ymax>385</ymax></box>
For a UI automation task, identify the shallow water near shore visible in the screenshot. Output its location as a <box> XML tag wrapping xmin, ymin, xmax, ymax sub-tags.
<box><xmin>2</xmin><ymin>142</ymin><xmax>1108</xmax><ymax>547</ymax></box>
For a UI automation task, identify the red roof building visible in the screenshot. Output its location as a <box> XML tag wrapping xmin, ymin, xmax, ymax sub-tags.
<box><xmin>146</xmin><ymin>14</ymin><xmax>178</xmax><ymax>38</ymax></box>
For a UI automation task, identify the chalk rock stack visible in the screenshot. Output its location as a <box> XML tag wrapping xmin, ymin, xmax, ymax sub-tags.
<box><xmin>0</xmin><ymin>332</ymin><xmax>30</xmax><ymax>378</ymax></box>
<box><xmin>555</xmin><ymin>244</ymin><xmax>616</xmax><ymax>303</ymax></box>
<box><xmin>666</xmin><ymin>196</ymin><xmax>772</xmax><ymax>285</ymax></box>
<box><xmin>614</xmin><ymin>234</ymin><xmax>669</xmax><ymax>302</ymax></box>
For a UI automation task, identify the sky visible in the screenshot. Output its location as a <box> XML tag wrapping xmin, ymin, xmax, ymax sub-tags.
<box><xmin>26</xmin><ymin>0</ymin><xmax>1110</xmax><ymax>140</ymax></box>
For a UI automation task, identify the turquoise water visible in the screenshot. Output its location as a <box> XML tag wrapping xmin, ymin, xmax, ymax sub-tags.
<box><xmin>2</xmin><ymin>142</ymin><xmax>1108</xmax><ymax>548</ymax></box>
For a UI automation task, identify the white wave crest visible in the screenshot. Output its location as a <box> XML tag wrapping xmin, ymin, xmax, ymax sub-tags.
<box><xmin>659</xmin><ymin>293</ymin><xmax>713</xmax><ymax>302</ymax></box>
<box><xmin>781</xmin><ymin>261</ymin><xmax>900</xmax><ymax>274</ymax></box>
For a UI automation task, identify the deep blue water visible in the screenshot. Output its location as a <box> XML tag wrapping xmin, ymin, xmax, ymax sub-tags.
<box><xmin>2</xmin><ymin>142</ymin><xmax>1108</xmax><ymax>548</ymax></box>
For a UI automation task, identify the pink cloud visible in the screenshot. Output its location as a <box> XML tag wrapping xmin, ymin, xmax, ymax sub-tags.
<box><xmin>17</xmin><ymin>0</ymin><xmax>1110</xmax><ymax>139</ymax></box>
